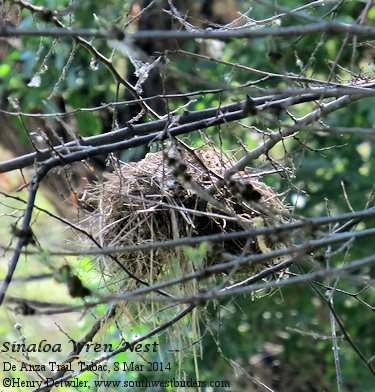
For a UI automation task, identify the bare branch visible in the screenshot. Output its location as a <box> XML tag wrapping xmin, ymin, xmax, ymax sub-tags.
<box><xmin>4</xmin><ymin>21</ymin><xmax>375</xmax><ymax>41</ymax></box>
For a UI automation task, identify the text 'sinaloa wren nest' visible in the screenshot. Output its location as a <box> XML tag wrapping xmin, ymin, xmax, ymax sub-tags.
<box><xmin>85</xmin><ymin>145</ymin><xmax>289</xmax><ymax>290</ymax></box>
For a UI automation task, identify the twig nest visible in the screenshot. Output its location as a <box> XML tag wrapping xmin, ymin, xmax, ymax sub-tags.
<box><xmin>85</xmin><ymin>146</ymin><xmax>289</xmax><ymax>290</ymax></box>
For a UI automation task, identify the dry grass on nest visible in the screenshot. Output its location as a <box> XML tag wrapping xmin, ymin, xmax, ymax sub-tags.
<box><xmin>84</xmin><ymin>145</ymin><xmax>290</xmax><ymax>294</ymax></box>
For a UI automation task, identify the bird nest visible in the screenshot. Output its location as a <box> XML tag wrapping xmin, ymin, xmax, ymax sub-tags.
<box><xmin>84</xmin><ymin>145</ymin><xmax>289</xmax><ymax>292</ymax></box>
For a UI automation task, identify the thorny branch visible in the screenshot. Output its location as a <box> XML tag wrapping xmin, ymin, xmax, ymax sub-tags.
<box><xmin>0</xmin><ymin>176</ymin><xmax>42</xmax><ymax>305</ymax></box>
<box><xmin>2</xmin><ymin>83</ymin><xmax>375</xmax><ymax>174</ymax></box>
<box><xmin>5</xmin><ymin>225</ymin><xmax>375</xmax><ymax>311</ymax></box>
<box><xmin>2</xmin><ymin>206</ymin><xmax>375</xmax><ymax>257</ymax></box>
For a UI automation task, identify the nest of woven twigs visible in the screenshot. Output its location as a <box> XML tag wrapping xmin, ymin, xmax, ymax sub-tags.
<box><xmin>84</xmin><ymin>145</ymin><xmax>289</xmax><ymax>293</ymax></box>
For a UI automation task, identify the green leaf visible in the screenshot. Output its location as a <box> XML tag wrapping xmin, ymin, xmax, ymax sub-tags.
<box><xmin>0</xmin><ymin>64</ymin><xmax>11</xmax><ymax>77</ymax></box>
<box><xmin>75</xmin><ymin>112</ymin><xmax>103</xmax><ymax>136</ymax></box>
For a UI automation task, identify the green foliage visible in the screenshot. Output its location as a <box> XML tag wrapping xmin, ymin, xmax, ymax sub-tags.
<box><xmin>183</xmin><ymin>242</ymin><xmax>209</xmax><ymax>270</ymax></box>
